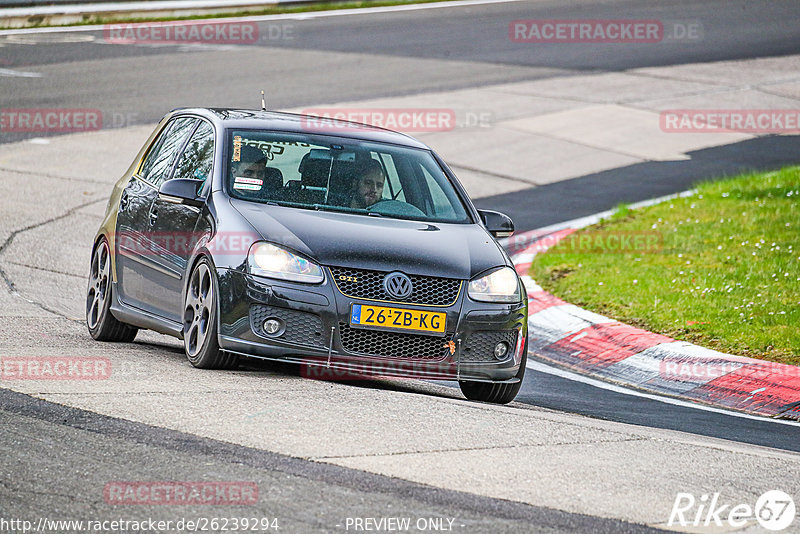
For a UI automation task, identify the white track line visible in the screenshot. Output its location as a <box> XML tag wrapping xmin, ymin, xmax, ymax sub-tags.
<box><xmin>0</xmin><ymin>0</ymin><xmax>531</xmax><ymax>36</ymax></box>
<box><xmin>0</xmin><ymin>67</ymin><xmax>43</xmax><ymax>77</ymax></box>
<box><xmin>527</xmin><ymin>359</ymin><xmax>800</xmax><ymax>427</ymax></box>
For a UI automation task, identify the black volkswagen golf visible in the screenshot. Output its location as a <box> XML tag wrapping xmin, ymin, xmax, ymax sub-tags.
<box><xmin>87</xmin><ymin>108</ymin><xmax>528</xmax><ymax>403</ymax></box>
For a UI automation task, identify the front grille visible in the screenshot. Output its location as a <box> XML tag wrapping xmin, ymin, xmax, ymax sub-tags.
<box><xmin>329</xmin><ymin>267</ymin><xmax>461</xmax><ymax>306</ymax></box>
<box><xmin>339</xmin><ymin>322</ymin><xmax>451</xmax><ymax>360</ymax></box>
<box><xmin>461</xmin><ymin>330</ymin><xmax>518</xmax><ymax>363</ymax></box>
<box><xmin>250</xmin><ymin>305</ymin><xmax>325</xmax><ymax>348</ymax></box>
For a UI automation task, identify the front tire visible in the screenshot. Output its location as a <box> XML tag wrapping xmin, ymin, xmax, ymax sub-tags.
<box><xmin>183</xmin><ymin>258</ymin><xmax>238</xmax><ymax>369</ymax></box>
<box><xmin>86</xmin><ymin>238</ymin><xmax>138</xmax><ymax>342</ymax></box>
<box><xmin>459</xmin><ymin>335</ymin><xmax>527</xmax><ymax>404</ymax></box>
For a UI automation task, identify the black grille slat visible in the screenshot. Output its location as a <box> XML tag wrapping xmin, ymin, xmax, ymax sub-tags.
<box><xmin>461</xmin><ymin>331</ymin><xmax>517</xmax><ymax>362</ymax></box>
<box><xmin>329</xmin><ymin>267</ymin><xmax>461</xmax><ymax>306</ymax></box>
<box><xmin>250</xmin><ymin>305</ymin><xmax>325</xmax><ymax>348</ymax></box>
<box><xmin>339</xmin><ymin>322</ymin><xmax>451</xmax><ymax>360</ymax></box>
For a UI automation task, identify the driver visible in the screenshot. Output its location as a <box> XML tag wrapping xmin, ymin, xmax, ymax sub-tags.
<box><xmin>233</xmin><ymin>145</ymin><xmax>268</xmax><ymax>182</ymax></box>
<box><xmin>350</xmin><ymin>159</ymin><xmax>385</xmax><ymax>209</ymax></box>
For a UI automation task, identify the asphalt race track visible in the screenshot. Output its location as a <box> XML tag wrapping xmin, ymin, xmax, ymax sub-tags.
<box><xmin>2</xmin><ymin>0</ymin><xmax>800</xmax><ymax>531</ymax></box>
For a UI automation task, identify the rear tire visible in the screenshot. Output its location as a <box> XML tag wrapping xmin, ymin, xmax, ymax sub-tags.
<box><xmin>459</xmin><ymin>335</ymin><xmax>527</xmax><ymax>404</ymax></box>
<box><xmin>183</xmin><ymin>258</ymin><xmax>238</xmax><ymax>370</ymax></box>
<box><xmin>86</xmin><ymin>238</ymin><xmax>138</xmax><ymax>342</ymax></box>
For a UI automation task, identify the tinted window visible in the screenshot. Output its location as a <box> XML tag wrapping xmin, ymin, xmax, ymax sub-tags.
<box><xmin>226</xmin><ymin>130</ymin><xmax>470</xmax><ymax>224</ymax></box>
<box><xmin>420</xmin><ymin>165</ymin><xmax>457</xmax><ymax>220</ymax></box>
<box><xmin>139</xmin><ymin>117</ymin><xmax>197</xmax><ymax>186</ymax></box>
<box><xmin>172</xmin><ymin>121</ymin><xmax>214</xmax><ymax>194</ymax></box>
<box><xmin>378</xmin><ymin>153</ymin><xmax>406</xmax><ymax>202</ymax></box>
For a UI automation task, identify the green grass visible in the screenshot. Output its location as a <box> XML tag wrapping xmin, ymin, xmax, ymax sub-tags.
<box><xmin>529</xmin><ymin>166</ymin><xmax>800</xmax><ymax>365</ymax></box>
<box><xmin>4</xmin><ymin>0</ymin><xmax>452</xmax><ymax>29</ymax></box>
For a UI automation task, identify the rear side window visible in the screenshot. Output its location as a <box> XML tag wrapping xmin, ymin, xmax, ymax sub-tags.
<box><xmin>172</xmin><ymin>121</ymin><xmax>215</xmax><ymax>194</ymax></box>
<box><xmin>139</xmin><ymin>117</ymin><xmax>197</xmax><ymax>186</ymax></box>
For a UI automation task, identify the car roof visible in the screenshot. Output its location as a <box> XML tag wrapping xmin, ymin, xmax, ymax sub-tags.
<box><xmin>169</xmin><ymin>108</ymin><xmax>431</xmax><ymax>150</ymax></box>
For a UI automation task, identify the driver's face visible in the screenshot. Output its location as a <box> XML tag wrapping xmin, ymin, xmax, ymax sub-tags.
<box><xmin>235</xmin><ymin>161</ymin><xmax>267</xmax><ymax>181</ymax></box>
<box><xmin>356</xmin><ymin>171</ymin><xmax>385</xmax><ymax>206</ymax></box>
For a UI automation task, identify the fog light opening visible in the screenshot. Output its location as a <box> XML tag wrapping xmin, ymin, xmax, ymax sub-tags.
<box><xmin>494</xmin><ymin>342</ymin><xmax>509</xmax><ymax>360</ymax></box>
<box><xmin>263</xmin><ymin>318</ymin><xmax>283</xmax><ymax>336</ymax></box>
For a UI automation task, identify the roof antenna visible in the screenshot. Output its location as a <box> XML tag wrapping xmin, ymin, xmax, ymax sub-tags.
<box><xmin>260</xmin><ymin>90</ymin><xmax>266</xmax><ymax>111</ymax></box>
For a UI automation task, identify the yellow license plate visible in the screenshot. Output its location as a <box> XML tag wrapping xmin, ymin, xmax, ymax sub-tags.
<box><xmin>350</xmin><ymin>304</ymin><xmax>446</xmax><ymax>335</ymax></box>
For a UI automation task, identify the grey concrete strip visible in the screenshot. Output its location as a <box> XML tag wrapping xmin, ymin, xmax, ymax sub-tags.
<box><xmin>493</xmin><ymin>72</ymin><xmax>720</xmax><ymax>105</ymax></box>
<box><xmin>765</xmin><ymin>80</ymin><xmax>800</xmax><ymax>101</ymax></box>
<box><xmin>423</xmin><ymin>127</ymin><xmax>642</xmax><ymax>186</ymax></box>
<box><xmin>0</xmin><ymin>125</ymin><xmax>153</xmax><ymax>181</ymax></box>
<box><xmin>500</xmin><ymin>104</ymin><xmax>752</xmax><ymax>162</ymax></box>
<box><xmin>440</xmin><ymin>165</ymin><xmax>531</xmax><ymax>198</ymax></box>
<box><xmin>630</xmin><ymin>87</ymin><xmax>800</xmax><ymax>114</ymax></box>
<box><xmin>631</xmin><ymin>55</ymin><xmax>800</xmax><ymax>87</ymax></box>
<box><xmin>302</xmin><ymin>87</ymin><xmax>584</xmax><ymax>126</ymax></box>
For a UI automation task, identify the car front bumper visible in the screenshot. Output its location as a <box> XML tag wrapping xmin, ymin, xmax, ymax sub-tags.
<box><xmin>217</xmin><ymin>268</ymin><xmax>528</xmax><ymax>382</ymax></box>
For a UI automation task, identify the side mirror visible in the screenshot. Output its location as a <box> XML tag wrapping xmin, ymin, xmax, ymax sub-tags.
<box><xmin>158</xmin><ymin>178</ymin><xmax>204</xmax><ymax>208</ymax></box>
<box><xmin>478</xmin><ymin>209</ymin><xmax>514</xmax><ymax>238</ymax></box>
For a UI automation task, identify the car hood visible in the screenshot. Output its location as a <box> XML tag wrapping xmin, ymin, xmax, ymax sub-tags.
<box><xmin>230</xmin><ymin>199</ymin><xmax>508</xmax><ymax>280</ymax></box>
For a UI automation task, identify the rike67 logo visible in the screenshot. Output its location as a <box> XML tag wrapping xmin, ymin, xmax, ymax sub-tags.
<box><xmin>669</xmin><ymin>490</ymin><xmax>795</xmax><ymax>531</ymax></box>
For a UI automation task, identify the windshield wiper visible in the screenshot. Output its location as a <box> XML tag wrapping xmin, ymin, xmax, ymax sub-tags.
<box><xmin>265</xmin><ymin>200</ymin><xmax>307</xmax><ymax>209</ymax></box>
<box><xmin>311</xmin><ymin>204</ymin><xmax>369</xmax><ymax>215</ymax></box>
<box><xmin>261</xmin><ymin>200</ymin><xmax>375</xmax><ymax>216</ymax></box>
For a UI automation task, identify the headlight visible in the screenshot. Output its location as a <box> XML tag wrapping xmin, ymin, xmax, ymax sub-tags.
<box><xmin>248</xmin><ymin>242</ymin><xmax>324</xmax><ymax>284</ymax></box>
<box><xmin>468</xmin><ymin>267</ymin><xmax>520</xmax><ymax>303</ymax></box>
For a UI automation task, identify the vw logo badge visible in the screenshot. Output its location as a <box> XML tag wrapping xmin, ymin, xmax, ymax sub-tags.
<box><xmin>383</xmin><ymin>272</ymin><xmax>413</xmax><ymax>299</ymax></box>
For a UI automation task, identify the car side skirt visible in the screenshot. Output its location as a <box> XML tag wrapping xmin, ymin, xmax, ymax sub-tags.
<box><xmin>110</xmin><ymin>285</ymin><xmax>184</xmax><ymax>338</ymax></box>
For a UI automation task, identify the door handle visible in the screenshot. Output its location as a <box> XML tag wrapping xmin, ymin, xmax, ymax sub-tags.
<box><xmin>149</xmin><ymin>205</ymin><xmax>158</xmax><ymax>226</ymax></box>
<box><xmin>120</xmin><ymin>191</ymin><xmax>130</xmax><ymax>211</ymax></box>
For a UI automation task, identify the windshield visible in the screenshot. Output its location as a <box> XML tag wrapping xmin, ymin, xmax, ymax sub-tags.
<box><xmin>226</xmin><ymin>129</ymin><xmax>470</xmax><ymax>223</ymax></box>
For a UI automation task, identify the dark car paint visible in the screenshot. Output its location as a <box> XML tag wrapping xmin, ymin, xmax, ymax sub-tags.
<box><xmin>99</xmin><ymin>108</ymin><xmax>527</xmax><ymax>382</ymax></box>
<box><xmin>229</xmin><ymin>199</ymin><xmax>507</xmax><ymax>279</ymax></box>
